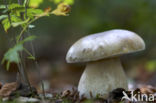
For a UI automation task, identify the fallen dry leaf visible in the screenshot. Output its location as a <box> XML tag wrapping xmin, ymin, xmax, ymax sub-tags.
<box><xmin>0</xmin><ymin>82</ymin><xmax>18</xmax><ymax>97</ymax></box>
<box><xmin>44</xmin><ymin>7</ymin><xmax>51</xmax><ymax>13</ymax></box>
<box><xmin>140</xmin><ymin>85</ymin><xmax>156</xmax><ymax>94</ymax></box>
<box><xmin>52</xmin><ymin>3</ymin><xmax>71</xmax><ymax>16</ymax></box>
<box><xmin>10</xmin><ymin>84</ymin><xmax>38</xmax><ymax>98</ymax></box>
<box><xmin>61</xmin><ymin>90</ymin><xmax>71</xmax><ymax>97</ymax></box>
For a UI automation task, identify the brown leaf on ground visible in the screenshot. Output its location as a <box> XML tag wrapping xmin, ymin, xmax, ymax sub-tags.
<box><xmin>140</xmin><ymin>85</ymin><xmax>156</xmax><ymax>94</ymax></box>
<box><xmin>61</xmin><ymin>90</ymin><xmax>71</xmax><ymax>97</ymax></box>
<box><xmin>10</xmin><ymin>84</ymin><xmax>38</xmax><ymax>98</ymax></box>
<box><xmin>0</xmin><ymin>82</ymin><xmax>18</xmax><ymax>97</ymax></box>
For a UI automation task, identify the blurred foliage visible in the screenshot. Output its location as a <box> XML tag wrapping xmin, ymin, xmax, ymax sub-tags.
<box><xmin>29</xmin><ymin>0</ymin><xmax>43</xmax><ymax>8</ymax></box>
<box><xmin>29</xmin><ymin>0</ymin><xmax>156</xmax><ymax>40</ymax></box>
<box><xmin>29</xmin><ymin>0</ymin><xmax>74</xmax><ymax>8</ymax></box>
<box><xmin>53</xmin><ymin>0</ymin><xmax>74</xmax><ymax>5</ymax></box>
<box><xmin>145</xmin><ymin>60</ymin><xmax>156</xmax><ymax>72</ymax></box>
<box><xmin>0</xmin><ymin>0</ymin><xmax>72</xmax><ymax>70</ymax></box>
<box><xmin>0</xmin><ymin>0</ymin><xmax>155</xmax><ymax>68</ymax></box>
<box><xmin>1</xmin><ymin>35</ymin><xmax>36</xmax><ymax>70</ymax></box>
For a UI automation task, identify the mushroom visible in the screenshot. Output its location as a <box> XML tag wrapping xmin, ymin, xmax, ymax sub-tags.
<box><xmin>66</xmin><ymin>29</ymin><xmax>145</xmax><ymax>98</ymax></box>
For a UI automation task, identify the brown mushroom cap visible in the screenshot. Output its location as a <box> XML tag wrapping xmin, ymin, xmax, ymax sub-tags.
<box><xmin>66</xmin><ymin>29</ymin><xmax>145</xmax><ymax>63</ymax></box>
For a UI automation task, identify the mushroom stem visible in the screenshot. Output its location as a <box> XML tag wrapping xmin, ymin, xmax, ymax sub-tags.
<box><xmin>78</xmin><ymin>57</ymin><xmax>128</xmax><ymax>98</ymax></box>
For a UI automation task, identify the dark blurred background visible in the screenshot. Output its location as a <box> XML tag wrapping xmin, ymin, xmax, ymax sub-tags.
<box><xmin>0</xmin><ymin>0</ymin><xmax>156</xmax><ymax>92</ymax></box>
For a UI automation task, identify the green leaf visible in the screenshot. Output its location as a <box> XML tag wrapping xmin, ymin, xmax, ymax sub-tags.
<box><xmin>11</xmin><ymin>15</ymin><xmax>22</xmax><ymax>22</ymax></box>
<box><xmin>0</xmin><ymin>15</ymin><xmax>8</xmax><ymax>21</ymax></box>
<box><xmin>2</xmin><ymin>35</ymin><xmax>36</xmax><ymax>70</ymax></box>
<box><xmin>64</xmin><ymin>0</ymin><xmax>74</xmax><ymax>5</ymax></box>
<box><xmin>8</xmin><ymin>3</ymin><xmax>23</xmax><ymax>10</ymax></box>
<box><xmin>24</xmin><ymin>48</ymin><xmax>36</xmax><ymax>61</ymax></box>
<box><xmin>8</xmin><ymin>3</ymin><xmax>25</xmax><ymax>16</ymax></box>
<box><xmin>4</xmin><ymin>44</ymin><xmax>23</xmax><ymax>63</ymax></box>
<box><xmin>2</xmin><ymin>9</ymin><xmax>8</xmax><ymax>13</ymax></box>
<box><xmin>27</xmin><ymin>8</ymin><xmax>44</xmax><ymax>18</ymax></box>
<box><xmin>29</xmin><ymin>0</ymin><xmax>43</xmax><ymax>8</ymax></box>
<box><xmin>12</xmin><ymin>18</ymin><xmax>30</xmax><ymax>27</ymax></box>
<box><xmin>27</xmin><ymin>56</ymin><xmax>35</xmax><ymax>60</ymax></box>
<box><xmin>2</xmin><ymin>18</ymin><xmax>10</xmax><ymax>32</ymax></box>
<box><xmin>6</xmin><ymin>61</ymin><xmax>10</xmax><ymax>71</ymax></box>
<box><xmin>2</xmin><ymin>44</ymin><xmax>23</xmax><ymax>70</ymax></box>
<box><xmin>53</xmin><ymin>0</ymin><xmax>74</xmax><ymax>5</ymax></box>
<box><xmin>0</xmin><ymin>5</ymin><xmax>6</xmax><ymax>9</ymax></box>
<box><xmin>16</xmin><ymin>35</ymin><xmax>36</xmax><ymax>44</ymax></box>
<box><xmin>2</xmin><ymin>15</ymin><xmax>22</xmax><ymax>32</ymax></box>
<box><xmin>10</xmin><ymin>7</ymin><xmax>25</xmax><ymax>15</ymax></box>
<box><xmin>20</xmin><ymin>35</ymin><xmax>37</xmax><ymax>44</ymax></box>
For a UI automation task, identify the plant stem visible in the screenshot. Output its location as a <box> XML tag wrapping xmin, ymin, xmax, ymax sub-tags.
<box><xmin>3</xmin><ymin>0</ymin><xmax>26</xmax><ymax>85</ymax></box>
<box><xmin>17</xmin><ymin>0</ymin><xmax>32</xmax><ymax>91</ymax></box>
<box><xmin>17</xmin><ymin>13</ymin><xmax>48</xmax><ymax>43</ymax></box>
<box><xmin>24</xmin><ymin>0</ymin><xmax>45</xmax><ymax>98</ymax></box>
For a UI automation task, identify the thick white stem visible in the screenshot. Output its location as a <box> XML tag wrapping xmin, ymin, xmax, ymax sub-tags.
<box><xmin>78</xmin><ymin>57</ymin><xmax>128</xmax><ymax>98</ymax></box>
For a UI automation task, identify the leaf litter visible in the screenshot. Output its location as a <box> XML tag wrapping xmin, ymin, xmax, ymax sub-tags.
<box><xmin>0</xmin><ymin>82</ymin><xmax>155</xmax><ymax>103</ymax></box>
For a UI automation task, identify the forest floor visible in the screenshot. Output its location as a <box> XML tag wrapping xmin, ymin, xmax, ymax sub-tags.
<box><xmin>0</xmin><ymin>82</ymin><xmax>155</xmax><ymax>103</ymax></box>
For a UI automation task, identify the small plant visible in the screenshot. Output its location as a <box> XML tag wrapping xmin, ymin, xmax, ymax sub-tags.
<box><xmin>0</xmin><ymin>0</ymin><xmax>73</xmax><ymax>97</ymax></box>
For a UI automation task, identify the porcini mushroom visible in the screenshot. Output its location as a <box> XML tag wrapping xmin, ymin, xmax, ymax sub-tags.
<box><xmin>66</xmin><ymin>29</ymin><xmax>145</xmax><ymax>98</ymax></box>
